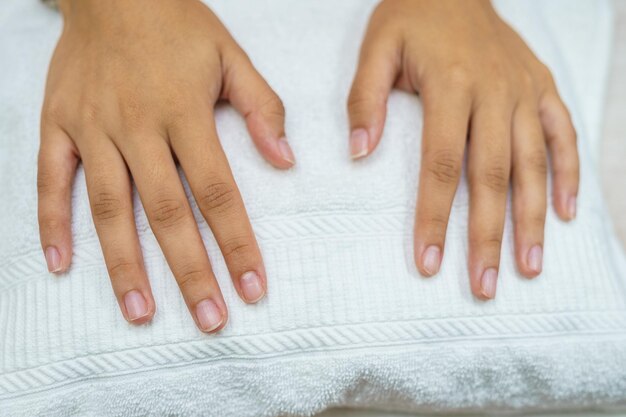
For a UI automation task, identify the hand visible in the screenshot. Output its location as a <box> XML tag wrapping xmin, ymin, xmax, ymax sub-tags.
<box><xmin>37</xmin><ymin>0</ymin><xmax>295</xmax><ymax>332</ymax></box>
<box><xmin>347</xmin><ymin>0</ymin><xmax>578</xmax><ymax>299</ymax></box>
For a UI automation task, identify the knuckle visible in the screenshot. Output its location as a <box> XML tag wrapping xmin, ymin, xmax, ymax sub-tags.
<box><xmin>516</xmin><ymin>213</ymin><xmax>545</xmax><ymax>235</ymax></box>
<box><xmin>423</xmin><ymin>212</ymin><xmax>449</xmax><ymax>230</ymax></box>
<box><xmin>424</xmin><ymin>149</ymin><xmax>463</xmax><ymax>185</ymax></box>
<box><xmin>119</xmin><ymin>98</ymin><xmax>149</xmax><ymax>133</ymax></box>
<box><xmin>91</xmin><ymin>190</ymin><xmax>126</xmax><ymax>223</ymax></box>
<box><xmin>347</xmin><ymin>87</ymin><xmax>381</xmax><ymax>115</ymax></box>
<box><xmin>148</xmin><ymin>196</ymin><xmax>188</xmax><ymax>229</ymax></box>
<box><xmin>107</xmin><ymin>259</ymin><xmax>140</xmax><ymax>281</ymax></box>
<box><xmin>41</xmin><ymin>98</ymin><xmax>65</xmax><ymax>124</ymax></box>
<box><xmin>471</xmin><ymin>234</ymin><xmax>502</xmax><ymax>252</ymax></box>
<box><xmin>198</xmin><ymin>181</ymin><xmax>237</xmax><ymax>215</ymax></box>
<box><xmin>479</xmin><ymin>163</ymin><xmax>510</xmax><ymax>194</ymax></box>
<box><xmin>257</xmin><ymin>93</ymin><xmax>285</xmax><ymax>121</ymax></box>
<box><xmin>443</xmin><ymin>65</ymin><xmax>473</xmax><ymax>89</ymax></box>
<box><xmin>527</xmin><ymin>213</ymin><xmax>546</xmax><ymax>229</ymax></box>
<box><xmin>79</xmin><ymin>102</ymin><xmax>101</xmax><ymax>125</ymax></box>
<box><xmin>39</xmin><ymin>216</ymin><xmax>66</xmax><ymax>233</ymax></box>
<box><xmin>165</xmin><ymin>95</ymin><xmax>194</xmax><ymax>128</ymax></box>
<box><xmin>176</xmin><ymin>263</ymin><xmax>207</xmax><ymax>290</ymax></box>
<box><xmin>536</xmin><ymin>63</ymin><xmax>555</xmax><ymax>88</ymax></box>
<box><xmin>490</xmin><ymin>76</ymin><xmax>512</xmax><ymax>98</ymax></box>
<box><xmin>519</xmin><ymin>71</ymin><xmax>534</xmax><ymax>91</ymax></box>
<box><xmin>36</xmin><ymin>166</ymin><xmax>62</xmax><ymax>196</ymax></box>
<box><xmin>523</xmin><ymin>148</ymin><xmax>548</xmax><ymax>176</ymax></box>
<box><xmin>221</xmin><ymin>236</ymin><xmax>254</xmax><ymax>260</ymax></box>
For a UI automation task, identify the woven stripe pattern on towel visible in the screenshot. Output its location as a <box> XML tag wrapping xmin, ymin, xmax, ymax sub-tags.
<box><xmin>0</xmin><ymin>0</ymin><xmax>625</xmax><ymax>416</ymax></box>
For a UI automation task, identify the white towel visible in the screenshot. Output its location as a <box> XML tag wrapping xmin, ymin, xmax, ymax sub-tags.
<box><xmin>1</xmin><ymin>0</ymin><xmax>625</xmax><ymax>416</ymax></box>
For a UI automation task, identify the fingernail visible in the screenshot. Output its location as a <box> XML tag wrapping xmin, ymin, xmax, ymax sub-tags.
<box><xmin>45</xmin><ymin>246</ymin><xmax>61</xmax><ymax>273</ymax></box>
<box><xmin>240</xmin><ymin>271</ymin><xmax>265</xmax><ymax>303</ymax></box>
<box><xmin>527</xmin><ymin>245</ymin><xmax>543</xmax><ymax>274</ymax></box>
<box><xmin>277</xmin><ymin>137</ymin><xmax>295</xmax><ymax>165</ymax></box>
<box><xmin>422</xmin><ymin>245</ymin><xmax>441</xmax><ymax>276</ymax></box>
<box><xmin>480</xmin><ymin>268</ymin><xmax>498</xmax><ymax>299</ymax></box>
<box><xmin>195</xmin><ymin>299</ymin><xmax>224</xmax><ymax>333</ymax></box>
<box><xmin>567</xmin><ymin>195</ymin><xmax>577</xmax><ymax>219</ymax></box>
<box><xmin>350</xmin><ymin>128</ymin><xmax>369</xmax><ymax>159</ymax></box>
<box><xmin>124</xmin><ymin>290</ymin><xmax>149</xmax><ymax>322</ymax></box>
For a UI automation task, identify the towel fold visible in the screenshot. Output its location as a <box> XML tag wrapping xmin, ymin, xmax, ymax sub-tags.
<box><xmin>0</xmin><ymin>0</ymin><xmax>625</xmax><ymax>416</ymax></box>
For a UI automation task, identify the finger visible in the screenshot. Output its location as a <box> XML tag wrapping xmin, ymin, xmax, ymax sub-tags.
<box><xmin>79</xmin><ymin>134</ymin><xmax>155</xmax><ymax>324</ymax></box>
<box><xmin>121</xmin><ymin>137</ymin><xmax>227</xmax><ymax>333</ymax></box>
<box><xmin>467</xmin><ymin>99</ymin><xmax>514</xmax><ymax>300</ymax></box>
<box><xmin>170</xmin><ymin>113</ymin><xmax>267</xmax><ymax>304</ymax></box>
<box><xmin>414</xmin><ymin>88</ymin><xmax>471</xmax><ymax>277</ymax></box>
<box><xmin>37</xmin><ymin>122</ymin><xmax>79</xmax><ymax>273</ymax></box>
<box><xmin>511</xmin><ymin>102</ymin><xmax>547</xmax><ymax>278</ymax></box>
<box><xmin>347</xmin><ymin>23</ymin><xmax>400</xmax><ymax>159</ymax></box>
<box><xmin>222</xmin><ymin>47</ymin><xmax>295</xmax><ymax>169</ymax></box>
<box><xmin>540</xmin><ymin>90</ymin><xmax>579</xmax><ymax>221</ymax></box>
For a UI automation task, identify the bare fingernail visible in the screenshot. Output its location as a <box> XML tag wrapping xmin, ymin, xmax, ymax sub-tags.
<box><xmin>350</xmin><ymin>128</ymin><xmax>369</xmax><ymax>159</ymax></box>
<box><xmin>480</xmin><ymin>268</ymin><xmax>498</xmax><ymax>300</ymax></box>
<box><xmin>277</xmin><ymin>137</ymin><xmax>295</xmax><ymax>165</ymax></box>
<box><xmin>45</xmin><ymin>246</ymin><xmax>61</xmax><ymax>273</ymax></box>
<box><xmin>240</xmin><ymin>271</ymin><xmax>265</xmax><ymax>303</ymax></box>
<box><xmin>124</xmin><ymin>290</ymin><xmax>149</xmax><ymax>322</ymax></box>
<box><xmin>195</xmin><ymin>299</ymin><xmax>224</xmax><ymax>333</ymax></box>
<box><xmin>527</xmin><ymin>245</ymin><xmax>543</xmax><ymax>275</ymax></box>
<box><xmin>422</xmin><ymin>245</ymin><xmax>441</xmax><ymax>276</ymax></box>
<box><xmin>567</xmin><ymin>195</ymin><xmax>577</xmax><ymax>219</ymax></box>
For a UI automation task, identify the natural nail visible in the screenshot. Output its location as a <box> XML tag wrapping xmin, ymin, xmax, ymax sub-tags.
<box><xmin>527</xmin><ymin>245</ymin><xmax>543</xmax><ymax>275</ymax></box>
<box><xmin>567</xmin><ymin>195</ymin><xmax>577</xmax><ymax>219</ymax></box>
<box><xmin>240</xmin><ymin>271</ymin><xmax>265</xmax><ymax>303</ymax></box>
<box><xmin>422</xmin><ymin>245</ymin><xmax>441</xmax><ymax>276</ymax></box>
<box><xmin>124</xmin><ymin>290</ymin><xmax>149</xmax><ymax>322</ymax></box>
<box><xmin>195</xmin><ymin>299</ymin><xmax>224</xmax><ymax>333</ymax></box>
<box><xmin>480</xmin><ymin>268</ymin><xmax>498</xmax><ymax>299</ymax></box>
<box><xmin>350</xmin><ymin>128</ymin><xmax>369</xmax><ymax>159</ymax></box>
<box><xmin>45</xmin><ymin>246</ymin><xmax>61</xmax><ymax>273</ymax></box>
<box><xmin>277</xmin><ymin>137</ymin><xmax>295</xmax><ymax>165</ymax></box>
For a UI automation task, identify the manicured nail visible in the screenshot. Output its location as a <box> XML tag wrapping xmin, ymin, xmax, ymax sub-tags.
<box><xmin>124</xmin><ymin>290</ymin><xmax>149</xmax><ymax>322</ymax></box>
<box><xmin>527</xmin><ymin>245</ymin><xmax>543</xmax><ymax>274</ymax></box>
<box><xmin>45</xmin><ymin>246</ymin><xmax>61</xmax><ymax>273</ymax></box>
<box><xmin>422</xmin><ymin>245</ymin><xmax>441</xmax><ymax>276</ymax></box>
<box><xmin>567</xmin><ymin>195</ymin><xmax>577</xmax><ymax>219</ymax></box>
<box><xmin>480</xmin><ymin>268</ymin><xmax>498</xmax><ymax>299</ymax></box>
<box><xmin>240</xmin><ymin>271</ymin><xmax>265</xmax><ymax>303</ymax></box>
<box><xmin>350</xmin><ymin>129</ymin><xmax>369</xmax><ymax>159</ymax></box>
<box><xmin>195</xmin><ymin>299</ymin><xmax>224</xmax><ymax>333</ymax></box>
<box><xmin>277</xmin><ymin>137</ymin><xmax>295</xmax><ymax>165</ymax></box>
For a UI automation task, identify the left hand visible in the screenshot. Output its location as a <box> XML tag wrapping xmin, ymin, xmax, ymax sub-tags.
<box><xmin>347</xmin><ymin>0</ymin><xmax>579</xmax><ymax>299</ymax></box>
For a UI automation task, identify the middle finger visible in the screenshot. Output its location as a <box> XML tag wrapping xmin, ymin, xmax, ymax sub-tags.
<box><xmin>121</xmin><ymin>134</ymin><xmax>228</xmax><ymax>333</ymax></box>
<box><xmin>467</xmin><ymin>95</ymin><xmax>514</xmax><ymax>300</ymax></box>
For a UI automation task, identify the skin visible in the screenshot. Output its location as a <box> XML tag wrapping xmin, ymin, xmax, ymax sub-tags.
<box><xmin>347</xmin><ymin>0</ymin><xmax>579</xmax><ymax>299</ymax></box>
<box><xmin>38</xmin><ymin>0</ymin><xmax>581</xmax><ymax>332</ymax></box>
<box><xmin>37</xmin><ymin>0</ymin><xmax>294</xmax><ymax>333</ymax></box>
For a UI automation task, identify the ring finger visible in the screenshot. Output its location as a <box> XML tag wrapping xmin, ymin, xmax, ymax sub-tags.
<box><xmin>120</xmin><ymin>134</ymin><xmax>228</xmax><ymax>333</ymax></box>
<box><xmin>79</xmin><ymin>133</ymin><xmax>156</xmax><ymax>324</ymax></box>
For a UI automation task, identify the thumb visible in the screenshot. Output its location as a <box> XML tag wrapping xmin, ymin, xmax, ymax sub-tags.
<box><xmin>222</xmin><ymin>47</ymin><xmax>295</xmax><ymax>169</ymax></box>
<box><xmin>347</xmin><ymin>28</ymin><xmax>400</xmax><ymax>159</ymax></box>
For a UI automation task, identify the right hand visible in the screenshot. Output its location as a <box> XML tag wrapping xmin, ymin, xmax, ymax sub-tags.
<box><xmin>37</xmin><ymin>0</ymin><xmax>294</xmax><ymax>333</ymax></box>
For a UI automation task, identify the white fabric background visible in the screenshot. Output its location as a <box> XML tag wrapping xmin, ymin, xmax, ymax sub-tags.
<box><xmin>0</xmin><ymin>0</ymin><xmax>625</xmax><ymax>416</ymax></box>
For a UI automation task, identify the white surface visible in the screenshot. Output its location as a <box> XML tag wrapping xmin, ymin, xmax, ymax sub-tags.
<box><xmin>0</xmin><ymin>0</ymin><xmax>625</xmax><ymax>416</ymax></box>
<box><xmin>324</xmin><ymin>1</ymin><xmax>626</xmax><ymax>416</ymax></box>
<box><xmin>602</xmin><ymin>0</ymin><xmax>626</xmax><ymax>248</ymax></box>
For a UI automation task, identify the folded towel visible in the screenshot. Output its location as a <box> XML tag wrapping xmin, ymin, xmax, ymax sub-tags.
<box><xmin>0</xmin><ymin>0</ymin><xmax>625</xmax><ymax>416</ymax></box>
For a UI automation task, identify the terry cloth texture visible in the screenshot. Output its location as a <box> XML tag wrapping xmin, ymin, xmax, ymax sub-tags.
<box><xmin>0</xmin><ymin>0</ymin><xmax>624</xmax><ymax>416</ymax></box>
